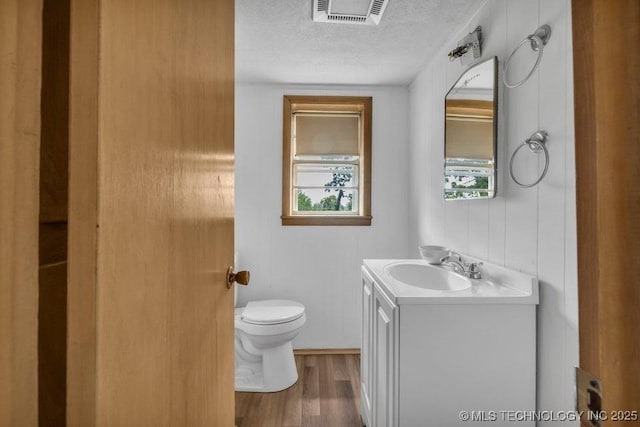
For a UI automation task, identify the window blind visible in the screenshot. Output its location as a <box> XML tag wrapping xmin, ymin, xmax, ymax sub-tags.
<box><xmin>294</xmin><ymin>113</ymin><xmax>360</xmax><ymax>157</ymax></box>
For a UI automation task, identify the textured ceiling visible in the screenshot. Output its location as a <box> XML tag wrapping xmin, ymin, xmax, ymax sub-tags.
<box><xmin>236</xmin><ymin>0</ymin><xmax>485</xmax><ymax>85</ymax></box>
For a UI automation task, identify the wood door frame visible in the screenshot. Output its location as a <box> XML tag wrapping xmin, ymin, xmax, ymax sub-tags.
<box><xmin>0</xmin><ymin>1</ymin><xmax>42</xmax><ymax>425</ymax></box>
<box><xmin>572</xmin><ymin>0</ymin><xmax>640</xmax><ymax>414</ymax></box>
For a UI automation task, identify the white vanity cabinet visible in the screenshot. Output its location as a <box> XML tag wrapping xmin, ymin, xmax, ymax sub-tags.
<box><xmin>372</xmin><ymin>280</ymin><xmax>398</xmax><ymax>427</ymax></box>
<box><xmin>360</xmin><ymin>268</ymin><xmax>374</xmax><ymax>426</ymax></box>
<box><xmin>361</xmin><ymin>260</ymin><xmax>538</xmax><ymax>427</ymax></box>
<box><xmin>361</xmin><ymin>267</ymin><xmax>399</xmax><ymax>427</ymax></box>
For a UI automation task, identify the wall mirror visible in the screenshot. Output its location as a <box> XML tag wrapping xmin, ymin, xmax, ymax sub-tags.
<box><xmin>444</xmin><ymin>56</ymin><xmax>498</xmax><ymax>200</ymax></box>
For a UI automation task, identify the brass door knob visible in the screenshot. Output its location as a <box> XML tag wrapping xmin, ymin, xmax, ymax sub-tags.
<box><xmin>227</xmin><ymin>266</ymin><xmax>250</xmax><ymax>289</ymax></box>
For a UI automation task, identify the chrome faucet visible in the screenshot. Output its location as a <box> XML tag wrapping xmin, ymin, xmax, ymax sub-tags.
<box><xmin>440</xmin><ymin>252</ymin><xmax>483</xmax><ymax>279</ymax></box>
<box><xmin>440</xmin><ymin>256</ymin><xmax>467</xmax><ymax>274</ymax></box>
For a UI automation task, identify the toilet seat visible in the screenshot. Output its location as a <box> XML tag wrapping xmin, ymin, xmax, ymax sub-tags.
<box><xmin>241</xmin><ymin>299</ymin><xmax>304</xmax><ymax>325</ymax></box>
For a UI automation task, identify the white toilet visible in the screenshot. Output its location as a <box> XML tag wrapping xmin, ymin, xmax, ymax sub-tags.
<box><xmin>234</xmin><ymin>297</ymin><xmax>306</xmax><ymax>392</ymax></box>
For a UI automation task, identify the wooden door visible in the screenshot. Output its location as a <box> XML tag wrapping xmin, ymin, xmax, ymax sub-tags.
<box><xmin>67</xmin><ymin>0</ymin><xmax>235</xmax><ymax>425</ymax></box>
<box><xmin>572</xmin><ymin>0</ymin><xmax>640</xmax><ymax>420</ymax></box>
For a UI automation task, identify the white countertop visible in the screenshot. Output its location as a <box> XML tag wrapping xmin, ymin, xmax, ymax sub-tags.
<box><xmin>363</xmin><ymin>258</ymin><xmax>539</xmax><ymax>305</ymax></box>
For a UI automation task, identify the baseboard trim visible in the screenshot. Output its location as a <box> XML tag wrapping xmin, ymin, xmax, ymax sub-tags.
<box><xmin>293</xmin><ymin>348</ymin><xmax>360</xmax><ymax>356</ymax></box>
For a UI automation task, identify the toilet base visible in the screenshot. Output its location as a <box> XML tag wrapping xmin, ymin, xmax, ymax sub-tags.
<box><xmin>235</xmin><ymin>340</ymin><xmax>299</xmax><ymax>392</ymax></box>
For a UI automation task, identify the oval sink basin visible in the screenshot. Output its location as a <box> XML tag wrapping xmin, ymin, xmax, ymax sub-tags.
<box><xmin>385</xmin><ymin>263</ymin><xmax>471</xmax><ymax>291</ymax></box>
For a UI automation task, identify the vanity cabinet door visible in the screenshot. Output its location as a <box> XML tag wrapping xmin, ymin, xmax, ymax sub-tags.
<box><xmin>373</xmin><ymin>282</ymin><xmax>398</xmax><ymax>427</ymax></box>
<box><xmin>360</xmin><ymin>268</ymin><xmax>375</xmax><ymax>426</ymax></box>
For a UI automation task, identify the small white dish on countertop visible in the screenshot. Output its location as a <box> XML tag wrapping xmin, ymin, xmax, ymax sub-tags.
<box><xmin>418</xmin><ymin>245</ymin><xmax>449</xmax><ymax>264</ymax></box>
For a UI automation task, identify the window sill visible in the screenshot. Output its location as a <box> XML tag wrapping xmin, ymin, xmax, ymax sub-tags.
<box><xmin>281</xmin><ymin>215</ymin><xmax>372</xmax><ymax>226</ymax></box>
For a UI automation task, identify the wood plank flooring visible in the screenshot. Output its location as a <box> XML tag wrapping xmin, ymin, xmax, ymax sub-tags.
<box><xmin>235</xmin><ymin>354</ymin><xmax>364</xmax><ymax>427</ymax></box>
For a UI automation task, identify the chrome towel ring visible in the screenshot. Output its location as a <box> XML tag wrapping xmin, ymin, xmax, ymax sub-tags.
<box><xmin>503</xmin><ymin>25</ymin><xmax>552</xmax><ymax>89</ymax></box>
<box><xmin>509</xmin><ymin>131</ymin><xmax>549</xmax><ymax>188</ymax></box>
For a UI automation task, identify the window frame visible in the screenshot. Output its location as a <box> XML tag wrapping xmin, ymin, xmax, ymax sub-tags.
<box><xmin>282</xmin><ymin>95</ymin><xmax>372</xmax><ymax>226</ymax></box>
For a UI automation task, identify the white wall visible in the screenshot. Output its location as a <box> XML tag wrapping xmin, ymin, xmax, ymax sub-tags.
<box><xmin>235</xmin><ymin>84</ymin><xmax>410</xmax><ymax>349</ymax></box>
<box><xmin>408</xmin><ymin>0</ymin><xmax>579</xmax><ymax>421</ymax></box>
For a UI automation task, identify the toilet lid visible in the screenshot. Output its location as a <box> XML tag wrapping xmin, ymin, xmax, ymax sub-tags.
<box><xmin>241</xmin><ymin>299</ymin><xmax>305</xmax><ymax>325</ymax></box>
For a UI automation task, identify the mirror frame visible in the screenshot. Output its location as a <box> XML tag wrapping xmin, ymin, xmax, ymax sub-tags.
<box><xmin>443</xmin><ymin>56</ymin><xmax>498</xmax><ymax>201</ymax></box>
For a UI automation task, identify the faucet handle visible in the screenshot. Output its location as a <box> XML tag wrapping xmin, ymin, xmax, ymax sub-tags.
<box><xmin>448</xmin><ymin>251</ymin><xmax>468</xmax><ymax>266</ymax></box>
<box><xmin>468</xmin><ymin>262</ymin><xmax>483</xmax><ymax>279</ymax></box>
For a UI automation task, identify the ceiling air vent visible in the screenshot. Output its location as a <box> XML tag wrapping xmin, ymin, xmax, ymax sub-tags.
<box><xmin>316</xmin><ymin>0</ymin><xmax>329</xmax><ymax>13</ymax></box>
<box><xmin>312</xmin><ymin>0</ymin><xmax>390</xmax><ymax>26</ymax></box>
